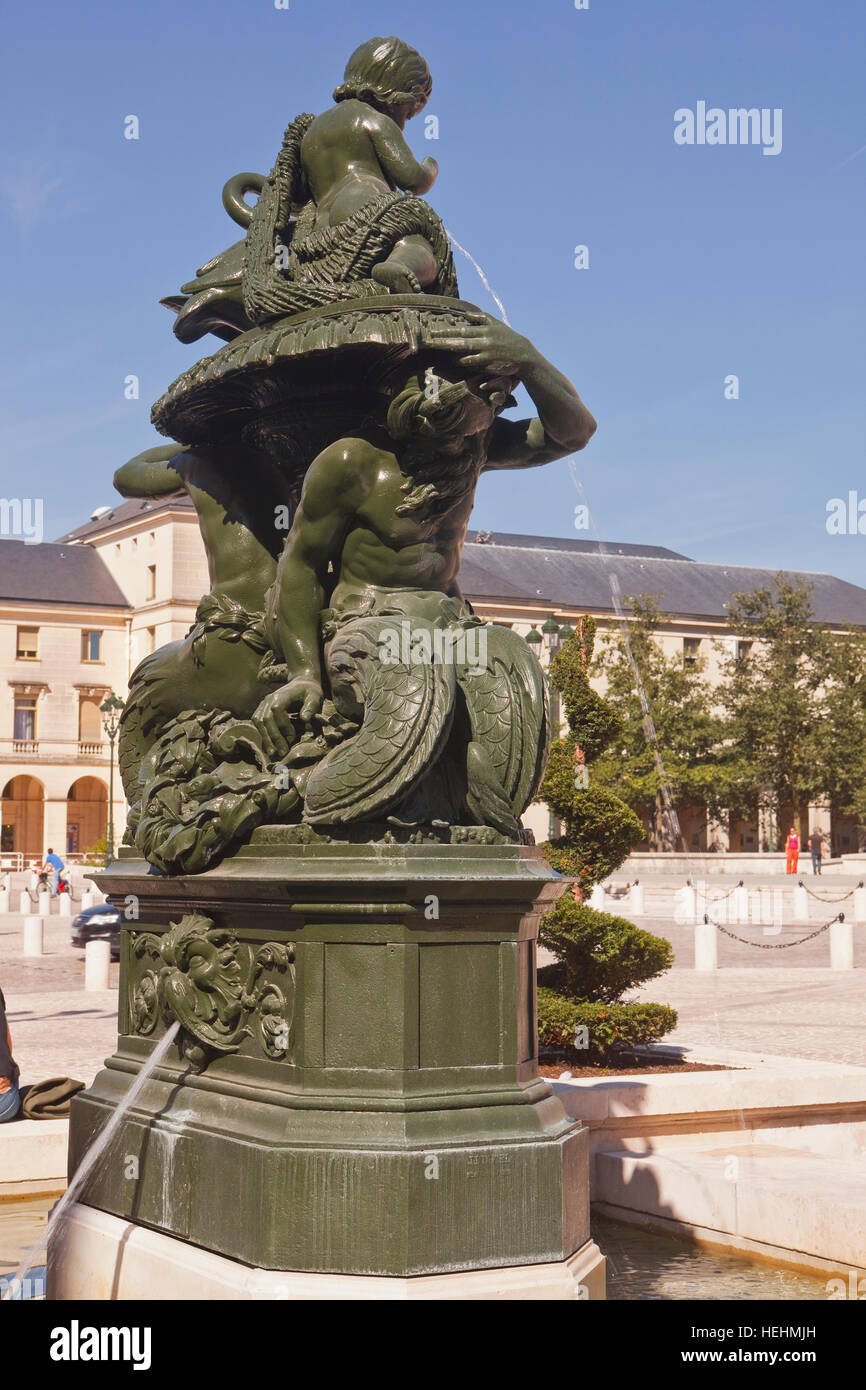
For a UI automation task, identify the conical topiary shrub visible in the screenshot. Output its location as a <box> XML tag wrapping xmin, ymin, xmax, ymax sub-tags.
<box><xmin>536</xmin><ymin>619</ymin><xmax>677</xmax><ymax>1062</ymax></box>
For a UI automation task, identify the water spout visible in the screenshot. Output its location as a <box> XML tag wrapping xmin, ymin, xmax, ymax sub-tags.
<box><xmin>445</xmin><ymin>228</ymin><xmax>511</xmax><ymax>325</ymax></box>
<box><xmin>2</xmin><ymin>1020</ymin><xmax>181</xmax><ymax>1301</ymax></box>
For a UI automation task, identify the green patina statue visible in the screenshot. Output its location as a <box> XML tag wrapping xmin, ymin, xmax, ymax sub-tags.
<box><xmin>118</xmin><ymin>36</ymin><xmax>596</xmax><ymax>874</ymax></box>
<box><xmin>165</xmin><ymin>36</ymin><xmax>455</xmax><ymax>343</ymax></box>
<box><xmin>61</xmin><ymin>37</ymin><xmax>605</xmax><ymax>1303</ymax></box>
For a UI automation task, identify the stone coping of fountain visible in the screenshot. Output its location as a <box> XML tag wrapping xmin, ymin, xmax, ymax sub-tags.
<box><xmin>0</xmin><ymin>1118</ymin><xmax>68</xmax><ymax>1198</ymax></box>
<box><xmin>553</xmin><ymin>1044</ymin><xmax>866</xmax><ymax>1276</ymax></box>
<box><xmin>552</xmin><ymin>1044</ymin><xmax>866</xmax><ymax>1131</ymax></box>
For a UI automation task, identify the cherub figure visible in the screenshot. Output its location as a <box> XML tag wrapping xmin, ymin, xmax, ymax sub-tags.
<box><xmin>164</xmin><ymin>37</ymin><xmax>457</xmax><ymax>338</ymax></box>
<box><xmin>300</xmin><ymin>35</ymin><xmax>440</xmax><ymax>293</ymax></box>
<box><xmin>242</xmin><ymin>38</ymin><xmax>458</xmax><ymax>323</ymax></box>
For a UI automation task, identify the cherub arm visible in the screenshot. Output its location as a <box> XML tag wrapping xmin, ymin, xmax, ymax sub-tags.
<box><xmin>254</xmin><ymin>439</ymin><xmax>374</xmax><ymax>752</ymax></box>
<box><xmin>113</xmin><ymin>444</ymin><xmax>188</xmax><ymax>498</ymax></box>
<box><xmin>365</xmin><ymin>110</ymin><xmax>438</xmax><ymax>194</ymax></box>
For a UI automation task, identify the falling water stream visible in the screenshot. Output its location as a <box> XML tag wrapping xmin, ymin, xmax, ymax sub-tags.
<box><xmin>1</xmin><ymin>1020</ymin><xmax>181</xmax><ymax>1301</ymax></box>
<box><xmin>445</xmin><ymin>229</ymin><xmax>511</xmax><ymax>325</ymax></box>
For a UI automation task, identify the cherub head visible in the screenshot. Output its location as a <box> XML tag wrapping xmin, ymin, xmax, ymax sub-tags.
<box><xmin>334</xmin><ymin>36</ymin><xmax>433</xmax><ymax>121</ymax></box>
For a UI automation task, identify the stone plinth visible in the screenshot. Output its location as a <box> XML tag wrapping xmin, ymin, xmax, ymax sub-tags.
<box><xmin>49</xmin><ymin>831</ymin><xmax>603</xmax><ymax>1298</ymax></box>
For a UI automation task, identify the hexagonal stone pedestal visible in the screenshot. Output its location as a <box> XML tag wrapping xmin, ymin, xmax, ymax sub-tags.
<box><xmin>48</xmin><ymin>833</ymin><xmax>604</xmax><ymax>1299</ymax></box>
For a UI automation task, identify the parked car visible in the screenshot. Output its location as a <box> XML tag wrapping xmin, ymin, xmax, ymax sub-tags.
<box><xmin>70</xmin><ymin>903</ymin><xmax>123</xmax><ymax>961</ymax></box>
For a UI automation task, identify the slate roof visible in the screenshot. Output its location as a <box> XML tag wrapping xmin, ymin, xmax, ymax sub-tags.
<box><xmin>39</xmin><ymin>503</ymin><xmax>866</xmax><ymax>630</ymax></box>
<box><xmin>56</xmin><ymin>492</ymin><xmax>193</xmax><ymax>544</ymax></box>
<box><xmin>458</xmin><ymin>537</ymin><xmax>866</xmax><ymax>628</ymax></box>
<box><xmin>0</xmin><ymin>540</ymin><xmax>130</xmax><ymax>609</ymax></box>
<box><xmin>465</xmin><ymin>531</ymin><xmax>690</xmax><ymax>560</ymax></box>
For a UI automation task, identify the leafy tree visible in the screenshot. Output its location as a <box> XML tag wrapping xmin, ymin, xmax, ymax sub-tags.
<box><xmin>799</xmin><ymin>624</ymin><xmax>866</xmax><ymax>840</ymax></box>
<box><xmin>589</xmin><ymin>597</ymin><xmax>730</xmax><ymax>848</ymax></box>
<box><xmin>720</xmin><ymin>575</ymin><xmax>835</xmax><ymax>845</ymax></box>
<box><xmin>538</xmin><ymin>617</ymin><xmax>643</xmax><ymax>888</ymax></box>
<box><xmin>535</xmin><ymin>620</ymin><xmax>676</xmax><ymax>1061</ymax></box>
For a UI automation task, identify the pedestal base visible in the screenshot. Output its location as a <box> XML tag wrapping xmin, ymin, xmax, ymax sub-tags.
<box><xmin>55</xmin><ymin>838</ymin><xmax>599</xmax><ymax>1296</ymax></box>
<box><xmin>48</xmin><ymin>1203</ymin><xmax>605</xmax><ymax>1301</ymax></box>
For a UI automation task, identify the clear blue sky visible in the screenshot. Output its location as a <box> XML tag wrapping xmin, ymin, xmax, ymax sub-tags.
<box><xmin>2</xmin><ymin>0</ymin><xmax>864</xmax><ymax>584</ymax></box>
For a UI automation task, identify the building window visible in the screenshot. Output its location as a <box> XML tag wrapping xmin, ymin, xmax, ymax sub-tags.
<box><xmin>146</xmin><ymin>626</ymin><xmax>156</xmax><ymax>654</ymax></box>
<box><xmin>78</xmin><ymin>695</ymin><xmax>102</xmax><ymax>744</ymax></box>
<box><xmin>736</xmin><ymin>640</ymin><xmax>753</xmax><ymax>665</ymax></box>
<box><xmin>15</xmin><ymin>627</ymin><xmax>38</xmax><ymax>660</ymax></box>
<box><xmin>13</xmin><ymin>697</ymin><xmax>36</xmax><ymax>742</ymax></box>
<box><xmin>683</xmin><ymin>637</ymin><xmax>701</xmax><ymax>665</ymax></box>
<box><xmin>81</xmin><ymin>630</ymin><xmax>102</xmax><ymax>663</ymax></box>
<box><xmin>146</xmin><ymin>565</ymin><xmax>156</xmax><ymax>600</ymax></box>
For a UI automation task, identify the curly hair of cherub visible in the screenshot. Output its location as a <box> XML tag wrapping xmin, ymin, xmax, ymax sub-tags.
<box><xmin>334</xmin><ymin>36</ymin><xmax>433</xmax><ymax>115</ymax></box>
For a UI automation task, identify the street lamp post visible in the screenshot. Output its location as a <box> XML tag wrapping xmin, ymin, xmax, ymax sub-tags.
<box><xmin>100</xmin><ymin>693</ymin><xmax>125</xmax><ymax>866</ymax></box>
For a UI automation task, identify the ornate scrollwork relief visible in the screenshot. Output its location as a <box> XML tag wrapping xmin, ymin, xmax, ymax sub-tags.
<box><xmin>130</xmin><ymin>913</ymin><xmax>294</xmax><ymax>1067</ymax></box>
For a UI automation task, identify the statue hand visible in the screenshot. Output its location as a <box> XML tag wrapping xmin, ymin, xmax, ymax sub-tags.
<box><xmin>255</xmin><ymin>679</ymin><xmax>324</xmax><ymax>757</ymax></box>
<box><xmin>423</xmin><ymin>319</ymin><xmax>534</xmax><ymax>377</ymax></box>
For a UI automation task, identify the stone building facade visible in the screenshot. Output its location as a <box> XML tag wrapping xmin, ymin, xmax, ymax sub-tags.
<box><xmin>2</xmin><ymin>496</ymin><xmax>865</xmax><ymax>860</ymax></box>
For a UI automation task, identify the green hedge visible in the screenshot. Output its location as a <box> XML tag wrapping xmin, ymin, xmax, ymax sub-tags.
<box><xmin>537</xmin><ymin>990</ymin><xmax>678</xmax><ymax>1061</ymax></box>
<box><xmin>538</xmin><ymin>893</ymin><xmax>674</xmax><ymax>1003</ymax></box>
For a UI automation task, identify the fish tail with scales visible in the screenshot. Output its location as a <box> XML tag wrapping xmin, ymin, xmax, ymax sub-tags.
<box><xmin>303</xmin><ymin>617</ymin><xmax>456</xmax><ymax>824</ymax></box>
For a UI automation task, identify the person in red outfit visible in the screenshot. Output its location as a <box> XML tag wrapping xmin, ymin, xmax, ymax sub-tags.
<box><xmin>785</xmin><ymin>826</ymin><xmax>800</xmax><ymax>874</ymax></box>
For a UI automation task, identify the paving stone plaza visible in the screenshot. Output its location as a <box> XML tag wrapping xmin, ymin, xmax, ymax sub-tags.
<box><xmin>4</xmin><ymin>871</ymin><xmax>864</xmax><ymax>1087</ymax></box>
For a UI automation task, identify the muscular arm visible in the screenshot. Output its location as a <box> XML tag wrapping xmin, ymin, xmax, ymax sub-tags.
<box><xmin>256</xmin><ymin>440</ymin><xmax>373</xmax><ymax>747</ymax></box>
<box><xmin>113</xmin><ymin>443</ymin><xmax>187</xmax><ymax>498</ymax></box>
<box><xmin>366</xmin><ymin>111</ymin><xmax>438</xmax><ymax>194</ymax></box>
<box><xmin>484</xmin><ymin>347</ymin><xmax>597</xmax><ymax>470</ymax></box>
<box><xmin>422</xmin><ymin>319</ymin><xmax>596</xmax><ymax>470</ymax></box>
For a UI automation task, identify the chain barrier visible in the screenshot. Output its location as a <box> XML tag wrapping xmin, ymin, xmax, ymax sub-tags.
<box><xmin>798</xmin><ymin>878</ymin><xmax>863</xmax><ymax>905</ymax></box>
<box><xmin>704</xmin><ymin>912</ymin><xmax>842</xmax><ymax>950</ymax></box>
<box><xmin>687</xmin><ymin>878</ymin><xmax>744</xmax><ymax>906</ymax></box>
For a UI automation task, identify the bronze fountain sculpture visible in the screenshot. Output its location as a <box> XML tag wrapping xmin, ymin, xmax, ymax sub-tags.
<box><xmin>116</xmin><ymin>34</ymin><xmax>595</xmax><ymax>874</ymax></box>
<box><xmin>53</xmin><ymin>37</ymin><xmax>605</xmax><ymax>1301</ymax></box>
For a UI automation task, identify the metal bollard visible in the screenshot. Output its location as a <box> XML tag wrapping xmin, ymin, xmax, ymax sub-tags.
<box><xmin>793</xmin><ymin>883</ymin><xmax>809</xmax><ymax>921</ymax></box>
<box><xmin>853</xmin><ymin>884</ymin><xmax>866</xmax><ymax>924</ymax></box>
<box><xmin>694</xmin><ymin>917</ymin><xmax>718</xmax><ymax>971</ymax></box>
<box><xmin>59</xmin><ymin>893</ymin><xmax>72</xmax><ymax>917</ymax></box>
<box><xmin>830</xmin><ymin>915</ymin><xmax>854</xmax><ymax>971</ymax></box>
<box><xmin>85</xmin><ymin>939</ymin><xmax>112</xmax><ymax>991</ymax></box>
<box><xmin>80</xmin><ymin>889</ymin><xmax>94</xmax><ymax>910</ymax></box>
<box><xmin>38</xmin><ymin>889</ymin><xmax>51</xmax><ymax>917</ymax></box>
<box><xmin>0</xmin><ymin>888</ymin><xmax>8</xmax><ymax>914</ymax></box>
<box><xmin>589</xmin><ymin>883</ymin><xmax>605</xmax><ymax>910</ymax></box>
<box><xmin>23</xmin><ymin>915</ymin><xmax>44</xmax><ymax>956</ymax></box>
<box><xmin>628</xmin><ymin>881</ymin><xmax>644</xmax><ymax>915</ymax></box>
<box><xmin>18</xmin><ymin>890</ymin><xmax>32</xmax><ymax>915</ymax></box>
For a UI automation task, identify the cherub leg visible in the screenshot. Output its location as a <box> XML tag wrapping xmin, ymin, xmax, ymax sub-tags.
<box><xmin>372</xmin><ymin>234</ymin><xmax>438</xmax><ymax>294</ymax></box>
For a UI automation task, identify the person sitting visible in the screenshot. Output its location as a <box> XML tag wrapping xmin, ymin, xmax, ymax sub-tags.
<box><xmin>0</xmin><ymin>986</ymin><xmax>21</xmax><ymax>1123</ymax></box>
